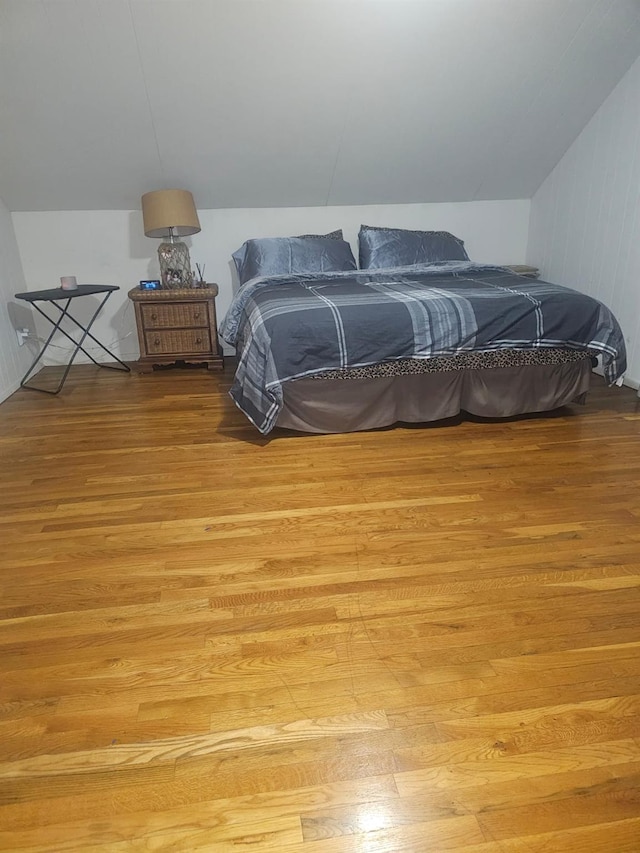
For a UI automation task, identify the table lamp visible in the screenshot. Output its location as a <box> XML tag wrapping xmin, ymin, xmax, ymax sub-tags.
<box><xmin>141</xmin><ymin>189</ymin><xmax>201</xmax><ymax>288</ymax></box>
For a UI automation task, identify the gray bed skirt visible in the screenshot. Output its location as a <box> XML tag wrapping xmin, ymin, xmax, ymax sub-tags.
<box><xmin>276</xmin><ymin>359</ymin><xmax>593</xmax><ymax>434</ymax></box>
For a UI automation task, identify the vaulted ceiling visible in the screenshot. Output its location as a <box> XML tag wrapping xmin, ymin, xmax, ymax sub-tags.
<box><xmin>1</xmin><ymin>0</ymin><xmax>640</xmax><ymax>212</ymax></box>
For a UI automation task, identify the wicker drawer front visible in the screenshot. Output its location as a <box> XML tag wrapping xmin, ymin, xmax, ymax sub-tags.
<box><xmin>141</xmin><ymin>302</ymin><xmax>208</xmax><ymax>329</ymax></box>
<box><xmin>145</xmin><ymin>329</ymin><xmax>212</xmax><ymax>355</ymax></box>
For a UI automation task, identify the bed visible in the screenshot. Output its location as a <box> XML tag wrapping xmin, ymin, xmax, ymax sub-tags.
<box><xmin>219</xmin><ymin>226</ymin><xmax>627</xmax><ymax>434</ymax></box>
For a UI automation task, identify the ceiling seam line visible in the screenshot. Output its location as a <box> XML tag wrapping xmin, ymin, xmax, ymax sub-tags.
<box><xmin>127</xmin><ymin>0</ymin><xmax>165</xmax><ymax>184</ymax></box>
<box><xmin>324</xmin><ymin>86</ymin><xmax>355</xmax><ymax>207</ymax></box>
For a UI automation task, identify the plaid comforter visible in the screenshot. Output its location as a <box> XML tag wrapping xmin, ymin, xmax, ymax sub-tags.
<box><xmin>219</xmin><ymin>263</ymin><xmax>626</xmax><ymax>433</ymax></box>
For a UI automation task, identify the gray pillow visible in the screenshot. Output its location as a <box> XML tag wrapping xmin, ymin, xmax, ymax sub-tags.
<box><xmin>233</xmin><ymin>233</ymin><xmax>356</xmax><ymax>285</ymax></box>
<box><xmin>358</xmin><ymin>224</ymin><xmax>469</xmax><ymax>269</ymax></box>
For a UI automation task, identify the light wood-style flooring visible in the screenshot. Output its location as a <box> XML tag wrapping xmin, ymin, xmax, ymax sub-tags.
<box><xmin>1</xmin><ymin>364</ymin><xmax>639</xmax><ymax>852</ymax></box>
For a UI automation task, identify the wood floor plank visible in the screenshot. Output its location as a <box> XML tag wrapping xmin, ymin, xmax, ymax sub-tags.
<box><xmin>0</xmin><ymin>773</ymin><xmax>398</xmax><ymax>834</ymax></box>
<box><xmin>0</xmin><ymin>711</ymin><xmax>389</xmax><ymax>781</ymax></box>
<box><xmin>0</xmin><ymin>366</ymin><xmax>639</xmax><ymax>849</ymax></box>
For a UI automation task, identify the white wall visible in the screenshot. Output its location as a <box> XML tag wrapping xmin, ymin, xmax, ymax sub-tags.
<box><xmin>12</xmin><ymin>199</ymin><xmax>530</xmax><ymax>361</ymax></box>
<box><xmin>11</xmin><ymin>211</ymin><xmax>153</xmax><ymax>366</ymax></box>
<box><xmin>528</xmin><ymin>54</ymin><xmax>640</xmax><ymax>387</ymax></box>
<box><xmin>0</xmin><ymin>196</ymin><xmax>32</xmax><ymax>402</ymax></box>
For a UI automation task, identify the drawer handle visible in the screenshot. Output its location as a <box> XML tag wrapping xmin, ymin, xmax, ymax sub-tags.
<box><xmin>194</xmin><ymin>312</ymin><xmax>200</xmax><ymax>320</ymax></box>
<box><xmin>195</xmin><ymin>337</ymin><xmax>202</xmax><ymax>344</ymax></box>
<box><xmin>151</xmin><ymin>313</ymin><xmax>158</xmax><ymax>321</ymax></box>
<box><xmin>154</xmin><ymin>338</ymin><xmax>160</xmax><ymax>346</ymax></box>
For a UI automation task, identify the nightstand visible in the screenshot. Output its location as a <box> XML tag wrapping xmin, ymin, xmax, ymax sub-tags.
<box><xmin>504</xmin><ymin>264</ymin><xmax>540</xmax><ymax>278</ymax></box>
<box><xmin>128</xmin><ymin>285</ymin><xmax>223</xmax><ymax>373</ymax></box>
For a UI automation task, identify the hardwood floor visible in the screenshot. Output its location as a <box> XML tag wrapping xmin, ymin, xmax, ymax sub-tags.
<box><xmin>0</xmin><ymin>364</ymin><xmax>639</xmax><ymax>851</ymax></box>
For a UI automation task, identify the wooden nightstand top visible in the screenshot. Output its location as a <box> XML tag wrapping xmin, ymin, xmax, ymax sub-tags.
<box><xmin>128</xmin><ymin>284</ymin><xmax>218</xmax><ymax>301</ymax></box>
<box><xmin>504</xmin><ymin>265</ymin><xmax>540</xmax><ymax>278</ymax></box>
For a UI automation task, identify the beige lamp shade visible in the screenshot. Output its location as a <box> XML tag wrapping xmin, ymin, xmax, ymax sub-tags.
<box><xmin>141</xmin><ymin>189</ymin><xmax>201</xmax><ymax>238</ymax></box>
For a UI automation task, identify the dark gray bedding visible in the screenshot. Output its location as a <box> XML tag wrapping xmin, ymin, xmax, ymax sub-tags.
<box><xmin>219</xmin><ymin>262</ymin><xmax>626</xmax><ymax>434</ymax></box>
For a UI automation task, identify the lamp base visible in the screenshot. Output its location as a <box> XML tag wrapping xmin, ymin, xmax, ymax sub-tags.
<box><xmin>158</xmin><ymin>241</ymin><xmax>193</xmax><ymax>288</ymax></box>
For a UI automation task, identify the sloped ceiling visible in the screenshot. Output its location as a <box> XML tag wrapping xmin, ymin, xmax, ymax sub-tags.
<box><xmin>1</xmin><ymin>0</ymin><xmax>640</xmax><ymax>212</ymax></box>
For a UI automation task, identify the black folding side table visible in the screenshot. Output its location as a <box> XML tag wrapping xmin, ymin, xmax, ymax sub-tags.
<box><xmin>15</xmin><ymin>284</ymin><xmax>130</xmax><ymax>395</ymax></box>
